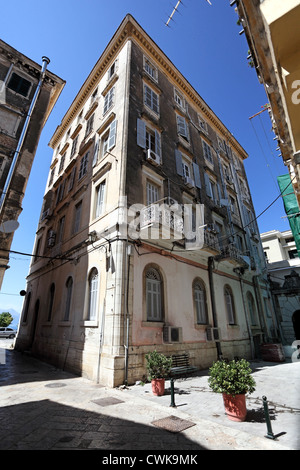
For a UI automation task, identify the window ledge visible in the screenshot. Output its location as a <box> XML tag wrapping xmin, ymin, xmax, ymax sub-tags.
<box><xmin>142</xmin><ymin>321</ymin><xmax>164</xmax><ymax>328</ymax></box>
<box><xmin>80</xmin><ymin>320</ymin><xmax>98</xmax><ymax>327</ymax></box>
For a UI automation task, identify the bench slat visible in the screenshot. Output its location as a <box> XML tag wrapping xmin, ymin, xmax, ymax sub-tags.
<box><xmin>168</xmin><ymin>353</ymin><xmax>197</xmax><ymax>378</ymax></box>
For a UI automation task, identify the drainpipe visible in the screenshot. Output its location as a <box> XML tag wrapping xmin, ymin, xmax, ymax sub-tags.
<box><xmin>0</xmin><ymin>56</ymin><xmax>50</xmax><ymax>215</ymax></box>
<box><xmin>208</xmin><ymin>256</ymin><xmax>222</xmax><ymax>358</ymax></box>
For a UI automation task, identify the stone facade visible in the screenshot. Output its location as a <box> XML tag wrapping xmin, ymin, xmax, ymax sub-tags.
<box><xmin>16</xmin><ymin>15</ymin><xmax>278</xmax><ymax>387</ymax></box>
<box><xmin>0</xmin><ymin>40</ymin><xmax>65</xmax><ymax>287</ymax></box>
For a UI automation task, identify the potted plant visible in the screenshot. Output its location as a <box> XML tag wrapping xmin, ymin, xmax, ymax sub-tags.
<box><xmin>145</xmin><ymin>350</ymin><xmax>172</xmax><ymax>396</ymax></box>
<box><xmin>208</xmin><ymin>358</ymin><xmax>256</xmax><ymax>421</ymax></box>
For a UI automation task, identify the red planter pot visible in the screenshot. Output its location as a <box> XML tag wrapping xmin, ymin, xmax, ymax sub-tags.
<box><xmin>222</xmin><ymin>393</ymin><xmax>247</xmax><ymax>421</ymax></box>
<box><xmin>151</xmin><ymin>378</ymin><xmax>165</xmax><ymax>396</ymax></box>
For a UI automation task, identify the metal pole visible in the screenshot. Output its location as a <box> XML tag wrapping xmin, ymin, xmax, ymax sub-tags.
<box><xmin>262</xmin><ymin>396</ymin><xmax>275</xmax><ymax>439</ymax></box>
<box><xmin>170</xmin><ymin>378</ymin><xmax>176</xmax><ymax>407</ymax></box>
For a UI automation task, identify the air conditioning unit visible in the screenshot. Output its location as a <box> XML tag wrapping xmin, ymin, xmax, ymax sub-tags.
<box><xmin>206</xmin><ymin>327</ymin><xmax>221</xmax><ymax>342</ymax></box>
<box><xmin>163</xmin><ymin>326</ymin><xmax>182</xmax><ymax>343</ymax></box>
<box><xmin>47</xmin><ymin>230</ymin><xmax>56</xmax><ymax>247</ymax></box>
<box><xmin>146</xmin><ymin>148</ymin><xmax>161</xmax><ymax>166</ymax></box>
<box><xmin>184</xmin><ymin>176</ymin><xmax>195</xmax><ymax>188</ymax></box>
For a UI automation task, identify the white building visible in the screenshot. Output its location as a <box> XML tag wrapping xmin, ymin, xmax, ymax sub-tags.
<box><xmin>261</xmin><ymin>229</ymin><xmax>300</xmax><ymax>356</ymax></box>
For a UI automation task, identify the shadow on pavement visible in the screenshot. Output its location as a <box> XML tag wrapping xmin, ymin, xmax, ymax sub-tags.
<box><xmin>0</xmin><ymin>398</ymin><xmax>207</xmax><ymax>450</ymax></box>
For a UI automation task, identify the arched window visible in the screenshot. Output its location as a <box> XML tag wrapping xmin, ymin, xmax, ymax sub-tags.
<box><xmin>193</xmin><ymin>279</ymin><xmax>208</xmax><ymax>324</ymax></box>
<box><xmin>47</xmin><ymin>283</ymin><xmax>55</xmax><ymax>322</ymax></box>
<box><xmin>64</xmin><ymin>277</ymin><xmax>73</xmax><ymax>321</ymax></box>
<box><xmin>145</xmin><ymin>267</ymin><xmax>163</xmax><ymax>321</ymax></box>
<box><xmin>88</xmin><ymin>268</ymin><xmax>99</xmax><ymax>321</ymax></box>
<box><xmin>22</xmin><ymin>291</ymin><xmax>31</xmax><ymax>323</ymax></box>
<box><xmin>224</xmin><ymin>285</ymin><xmax>236</xmax><ymax>325</ymax></box>
<box><xmin>247</xmin><ymin>292</ymin><xmax>257</xmax><ymax>325</ymax></box>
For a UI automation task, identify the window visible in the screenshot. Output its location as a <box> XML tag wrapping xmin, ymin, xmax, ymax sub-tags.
<box><xmin>34</xmin><ymin>238</ymin><xmax>41</xmax><ymax>261</ymax></box>
<box><xmin>67</xmin><ymin>167</ymin><xmax>76</xmax><ymax>192</ymax></box>
<box><xmin>22</xmin><ymin>292</ymin><xmax>31</xmax><ymax>323</ymax></box>
<box><xmin>95</xmin><ymin>181</ymin><xmax>106</xmax><ymax>218</ymax></box>
<box><xmin>64</xmin><ymin>277</ymin><xmax>73</xmax><ymax>321</ymax></box>
<box><xmin>108</xmin><ymin>61</ymin><xmax>116</xmax><ymax>80</ymax></box>
<box><xmin>175</xmin><ymin>150</ymin><xmax>201</xmax><ymax>189</ymax></box>
<box><xmin>59</xmin><ymin>153</ymin><xmax>66</xmax><ymax>173</ymax></box>
<box><xmin>73</xmin><ymin>201</ymin><xmax>82</xmax><ymax>234</ymax></box>
<box><xmin>47</xmin><ymin>284</ymin><xmax>55</xmax><ymax>322</ymax></box>
<box><xmin>204</xmin><ymin>173</ymin><xmax>221</xmax><ymax>204</ymax></box>
<box><xmin>182</xmin><ymin>158</ymin><xmax>192</xmax><ymax>179</ymax></box>
<box><xmin>146</xmin><ymin>181</ymin><xmax>160</xmax><ymax>205</ymax></box>
<box><xmin>214</xmin><ymin>221</ymin><xmax>224</xmax><ymax>250</ymax></box>
<box><xmin>229</xmin><ymin>196</ymin><xmax>237</xmax><ymax>215</ymax></box>
<box><xmin>198</xmin><ymin>116</ymin><xmax>208</xmax><ymax>133</ymax></box>
<box><xmin>7</xmin><ymin>73</ymin><xmax>31</xmax><ymax>97</ymax></box>
<box><xmin>48</xmin><ymin>168</ymin><xmax>55</xmax><ymax>187</ymax></box>
<box><xmin>146</xmin><ymin>127</ymin><xmax>156</xmax><ymax>152</ymax></box>
<box><xmin>193</xmin><ymin>280</ymin><xmax>208</xmax><ymax>324</ymax></box>
<box><xmin>247</xmin><ymin>292</ymin><xmax>257</xmax><ymax>326</ymax></box>
<box><xmin>202</xmin><ymin>141</ymin><xmax>213</xmax><ymax>164</ymax></box>
<box><xmin>224</xmin><ymin>286</ymin><xmax>236</xmax><ymax>325</ymax></box>
<box><xmin>145</xmin><ymin>267</ymin><xmax>163</xmax><ymax>321</ymax></box>
<box><xmin>85</xmin><ymin>113</ymin><xmax>94</xmax><ymax>137</ymax></box>
<box><xmin>176</xmin><ymin>114</ymin><xmax>189</xmax><ymax>140</ymax></box>
<box><xmin>79</xmin><ymin>152</ymin><xmax>89</xmax><ymax>179</ymax></box>
<box><xmin>174</xmin><ymin>89</ymin><xmax>185</xmax><ymax>109</ymax></box>
<box><xmin>100</xmin><ymin>119</ymin><xmax>117</xmax><ymax>158</ymax></box>
<box><xmin>87</xmin><ymin>268</ymin><xmax>99</xmax><ymax>321</ymax></box>
<box><xmin>144</xmin><ymin>57</ymin><xmax>157</xmax><ymax>81</ymax></box>
<box><xmin>58</xmin><ymin>216</ymin><xmax>65</xmax><ymax>243</ymax></box>
<box><xmin>103</xmin><ymin>87</ymin><xmax>115</xmax><ymax>115</ymax></box>
<box><xmin>288</xmin><ymin>249</ymin><xmax>299</xmax><ymax>259</ymax></box>
<box><xmin>70</xmin><ymin>135</ymin><xmax>78</xmax><ymax>158</ymax></box>
<box><xmin>55</xmin><ymin>180</ymin><xmax>65</xmax><ymax>204</ymax></box>
<box><xmin>137</xmin><ymin>119</ymin><xmax>161</xmax><ymax>158</ymax></box>
<box><xmin>144</xmin><ymin>84</ymin><xmax>159</xmax><ymax>114</ymax></box>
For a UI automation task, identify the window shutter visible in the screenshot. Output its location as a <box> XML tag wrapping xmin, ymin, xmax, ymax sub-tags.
<box><xmin>137</xmin><ymin>118</ymin><xmax>146</xmax><ymax>148</ymax></box>
<box><xmin>193</xmin><ymin>162</ymin><xmax>201</xmax><ymax>188</ymax></box>
<box><xmin>92</xmin><ymin>138</ymin><xmax>99</xmax><ymax>167</ymax></box>
<box><xmin>68</xmin><ymin>167</ymin><xmax>76</xmax><ymax>192</ymax></box>
<box><xmin>204</xmin><ymin>173</ymin><xmax>212</xmax><ymax>197</ymax></box>
<box><xmin>177</xmin><ymin>115</ymin><xmax>187</xmax><ymax>138</ymax></box>
<box><xmin>108</xmin><ymin>119</ymin><xmax>117</xmax><ymax>150</ymax></box>
<box><xmin>175</xmin><ymin>149</ymin><xmax>183</xmax><ymax>176</ymax></box>
<box><xmin>155</xmin><ymin>129</ymin><xmax>161</xmax><ymax>157</ymax></box>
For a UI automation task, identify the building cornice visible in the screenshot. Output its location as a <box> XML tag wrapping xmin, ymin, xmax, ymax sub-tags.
<box><xmin>49</xmin><ymin>15</ymin><xmax>248</xmax><ymax>160</ymax></box>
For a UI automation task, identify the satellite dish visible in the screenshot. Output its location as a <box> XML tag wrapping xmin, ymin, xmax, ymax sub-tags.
<box><xmin>0</xmin><ymin>220</ymin><xmax>20</xmax><ymax>233</ymax></box>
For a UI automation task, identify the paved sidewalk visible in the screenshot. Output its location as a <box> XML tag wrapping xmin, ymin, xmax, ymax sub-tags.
<box><xmin>0</xmin><ymin>345</ymin><xmax>299</xmax><ymax>451</ymax></box>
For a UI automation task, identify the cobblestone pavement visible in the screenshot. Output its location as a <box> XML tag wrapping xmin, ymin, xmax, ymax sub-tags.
<box><xmin>0</xmin><ymin>342</ymin><xmax>299</xmax><ymax>453</ymax></box>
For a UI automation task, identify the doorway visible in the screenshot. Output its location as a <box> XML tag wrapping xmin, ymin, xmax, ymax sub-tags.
<box><xmin>292</xmin><ymin>310</ymin><xmax>300</xmax><ymax>340</ymax></box>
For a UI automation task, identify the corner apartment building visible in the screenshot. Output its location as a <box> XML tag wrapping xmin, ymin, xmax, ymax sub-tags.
<box><xmin>16</xmin><ymin>15</ymin><xmax>277</xmax><ymax>387</ymax></box>
<box><xmin>0</xmin><ymin>40</ymin><xmax>65</xmax><ymax>287</ymax></box>
<box><xmin>233</xmin><ymin>0</ymin><xmax>300</xmax><ymax>208</ymax></box>
<box><xmin>261</xmin><ymin>229</ymin><xmax>300</xmax><ymax>356</ymax></box>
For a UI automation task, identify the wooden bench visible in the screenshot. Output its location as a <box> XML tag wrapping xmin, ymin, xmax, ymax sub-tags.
<box><xmin>168</xmin><ymin>353</ymin><xmax>197</xmax><ymax>378</ymax></box>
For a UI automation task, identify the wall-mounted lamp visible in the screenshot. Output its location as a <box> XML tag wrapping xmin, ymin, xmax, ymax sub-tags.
<box><xmin>88</xmin><ymin>231</ymin><xmax>98</xmax><ymax>243</ymax></box>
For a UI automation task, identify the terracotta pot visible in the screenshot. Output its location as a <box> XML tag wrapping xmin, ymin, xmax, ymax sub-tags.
<box><xmin>222</xmin><ymin>393</ymin><xmax>247</xmax><ymax>422</ymax></box>
<box><xmin>151</xmin><ymin>378</ymin><xmax>165</xmax><ymax>396</ymax></box>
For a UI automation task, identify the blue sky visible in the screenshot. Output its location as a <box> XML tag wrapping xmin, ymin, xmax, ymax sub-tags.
<box><xmin>0</xmin><ymin>0</ymin><xmax>289</xmax><ymax>313</ymax></box>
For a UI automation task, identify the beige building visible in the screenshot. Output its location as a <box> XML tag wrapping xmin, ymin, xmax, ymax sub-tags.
<box><xmin>16</xmin><ymin>15</ymin><xmax>278</xmax><ymax>387</ymax></box>
<box><xmin>0</xmin><ymin>40</ymin><xmax>65</xmax><ymax>287</ymax></box>
<box><xmin>233</xmin><ymin>0</ymin><xmax>300</xmax><ymax>208</ymax></box>
<box><xmin>261</xmin><ymin>229</ymin><xmax>300</xmax><ymax>356</ymax></box>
